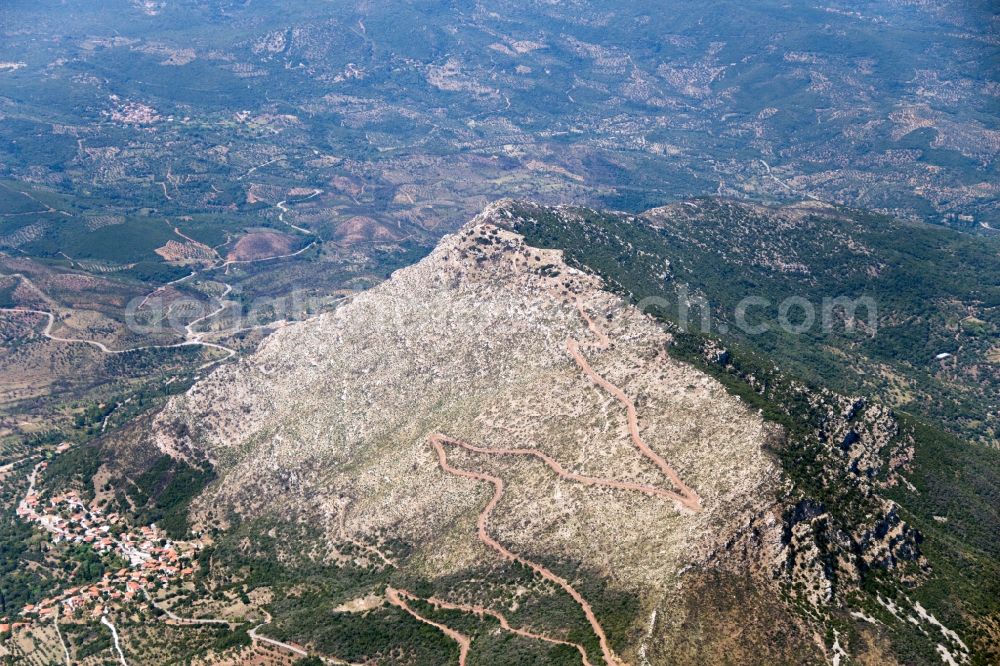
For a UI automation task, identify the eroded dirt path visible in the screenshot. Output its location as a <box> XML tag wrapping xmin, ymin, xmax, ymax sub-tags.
<box><xmin>386</xmin><ymin>586</ymin><xmax>472</xmax><ymax>666</ymax></box>
<box><xmin>434</xmin><ymin>435</ymin><xmax>692</xmax><ymax>513</ymax></box>
<box><xmin>0</xmin><ymin>305</ymin><xmax>236</xmax><ymax>369</ymax></box>
<box><xmin>573</xmin><ymin>298</ymin><xmax>611</xmax><ymax>350</ymax></box>
<box><xmin>414</xmin><ymin>299</ymin><xmax>704</xmax><ymax>666</ymax></box>
<box><xmin>567</xmin><ymin>302</ymin><xmax>701</xmax><ymax>513</ymax></box>
<box><xmin>101</xmin><ymin>615</ymin><xmax>128</xmax><ymax>666</ymax></box>
<box><xmin>429</xmin><ymin>435</ymin><xmax>626</xmax><ymax>666</ymax></box>
<box><xmin>394</xmin><ymin>588</ymin><xmax>596</xmax><ymax>666</ymax></box>
<box><xmin>53</xmin><ymin>610</ymin><xmax>71</xmax><ymax>665</ymax></box>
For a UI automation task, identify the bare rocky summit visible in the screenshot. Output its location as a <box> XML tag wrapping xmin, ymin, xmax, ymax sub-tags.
<box><xmin>142</xmin><ymin>201</ymin><xmax>947</xmax><ymax>664</ymax></box>
<box><xmin>150</xmin><ymin>201</ymin><xmax>813</xmax><ymax>658</ymax></box>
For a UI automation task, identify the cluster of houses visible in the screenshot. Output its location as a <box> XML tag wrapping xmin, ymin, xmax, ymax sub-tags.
<box><xmin>5</xmin><ymin>457</ymin><xmax>313</xmax><ymax>664</ymax></box>
<box><xmin>12</xmin><ymin>460</ymin><xmax>203</xmax><ymax>626</ymax></box>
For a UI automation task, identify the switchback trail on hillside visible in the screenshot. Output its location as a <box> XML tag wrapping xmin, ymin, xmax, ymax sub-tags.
<box><xmin>414</xmin><ymin>300</ymin><xmax>704</xmax><ymax>665</ymax></box>
<box><xmin>568</xmin><ymin>301</ymin><xmax>701</xmax><ymax>513</ymax></box>
<box><xmin>390</xmin><ymin>587</ymin><xmax>596</xmax><ymax>666</ymax></box>
<box><xmin>432</xmin><ymin>435</ymin><xmax>692</xmax><ymax>518</ymax></box>
<box><xmin>386</xmin><ymin>587</ymin><xmax>472</xmax><ymax>666</ymax></box>
<box><xmin>424</xmin><ymin>593</ymin><xmax>594</xmax><ymax>666</ymax></box>
<box><xmin>429</xmin><ymin>434</ymin><xmax>626</xmax><ymax>666</ymax></box>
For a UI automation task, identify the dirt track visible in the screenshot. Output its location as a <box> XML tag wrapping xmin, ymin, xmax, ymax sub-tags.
<box><xmin>390</xmin><ymin>587</ymin><xmax>595</xmax><ymax>666</ymax></box>
<box><xmin>0</xmin><ymin>306</ymin><xmax>235</xmax><ymax>369</ymax></box>
<box><xmin>0</xmin><ymin>190</ymin><xmax>326</xmax><ymax>370</ymax></box>
<box><xmin>386</xmin><ymin>586</ymin><xmax>472</xmax><ymax>665</ymax></box>
<box><xmin>411</xmin><ymin>299</ymin><xmax>704</xmax><ymax>665</ymax></box>
<box><xmin>430</xmin><ymin>434</ymin><xmax>626</xmax><ymax>666</ymax></box>
<box><xmin>568</xmin><ymin>302</ymin><xmax>701</xmax><ymax>513</ymax></box>
<box><xmin>337</xmin><ymin>498</ymin><xmax>395</xmax><ymax>568</ymax></box>
<box><xmin>433</xmin><ymin>435</ymin><xmax>692</xmax><ymax>520</ymax></box>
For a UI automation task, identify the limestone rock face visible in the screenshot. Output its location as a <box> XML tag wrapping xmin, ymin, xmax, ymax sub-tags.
<box><xmin>152</xmin><ymin>202</ymin><xmax>784</xmax><ymax>609</ymax></box>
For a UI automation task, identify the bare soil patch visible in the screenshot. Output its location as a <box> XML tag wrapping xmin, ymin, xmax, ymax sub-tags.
<box><xmin>226</xmin><ymin>232</ymin><xmax>296</xmax><ymax>262</ymax></box>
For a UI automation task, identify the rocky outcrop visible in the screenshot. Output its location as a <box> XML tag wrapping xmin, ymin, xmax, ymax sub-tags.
<box><xmin>146</xmin><ymin>202</ymin><xmax>794</xmax><ymax>661</ymax></box>
<box><xmin>143</xmin><ymin>200</ymin><xmax>933</xmax><ymax>662</ymax></box>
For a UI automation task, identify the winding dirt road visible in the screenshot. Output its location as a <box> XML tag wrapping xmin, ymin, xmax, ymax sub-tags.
<box><xmin>136</xmin><ymin>188</ymin><xmax>322</xmax><ymax>312</ymax></box>
<box><xmin>432</xmin><ymin>435</ymin><xmax>691</xmax><ymax>514</ymax></box>
<box><xmin>567</xmin><ymin>303</ymin><xmax>701</xmax><ymax>513</ymax></box>
<box><xmin>393</xmin><ymin>588</ymin><xmax>595</xmax><ymax>666</ymax></box>
<box><xmin>0</xmin><ymin>190</ymin><xmax>327</xmax><ymax>371</ymax></box>
<box><xmin>412</xmin><ymin>299</ymin><xmax>703</xmax><ymax>665</ymax></box>
<box><xmin>245</xmin><ymin>609</ymin><xmax>312</xmax><ymax>659</ymax></box>
<box><xmin>247</xmin><ymin>625</ymin><xmax>309</xmax><ymax>659</ymax></box>
<box><xmin>0</xmin><ymin>305</ymin><xmax>236</xmax><ymax>369</ymax></box>
<box><xmin>386</xmin><ymin>586</ymin><xmax>472</xmax><ymax>665</ymax></box>
<box><xmin>429</xmin><ymin>435</ymin><xmax>626</xmax><ymax>666</ymax></box>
